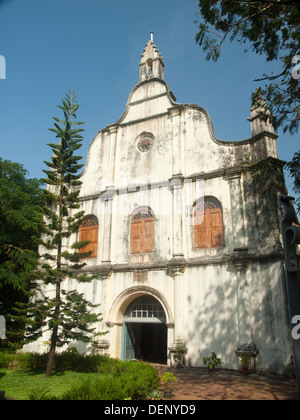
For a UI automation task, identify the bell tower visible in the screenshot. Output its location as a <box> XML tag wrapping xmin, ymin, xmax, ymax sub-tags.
<box><xmin>139</xmin><ymin>32</ymin><xmax>165</xmax><ymax>82</ymax></box>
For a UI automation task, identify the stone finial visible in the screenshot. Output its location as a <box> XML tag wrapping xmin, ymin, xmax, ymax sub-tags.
<box><xmin>248</xmin><ymin>88</ymin><xmax>275</xmax><ymax>136</ymax></box>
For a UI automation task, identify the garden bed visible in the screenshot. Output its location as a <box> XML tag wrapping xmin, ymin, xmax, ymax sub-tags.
<box><xmin>0</xmin><ymin>351</ymin><xmax>159</xmax><ymax>400</ymax></box>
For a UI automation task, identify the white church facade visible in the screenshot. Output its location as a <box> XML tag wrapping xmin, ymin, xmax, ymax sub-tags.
<box><xmin>30</xmin><ymin>36</ymin><xmax>292</xmax><ymax>372</ymax></box>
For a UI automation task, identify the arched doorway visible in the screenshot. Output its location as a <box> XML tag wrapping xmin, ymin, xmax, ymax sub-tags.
<box><xmin>121</xmin><ymin>295</ymin><xmax>167</xmax><ymax>364</ymax></box>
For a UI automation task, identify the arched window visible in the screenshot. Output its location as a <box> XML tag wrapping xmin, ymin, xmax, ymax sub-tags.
<box><xmin>194</xmin><ymin>197</ymin><xmax>224</xmax><ymax>249</ymax></box>
<box><xmin>79</xmin><ymin>215</ymin><xmax>99</xmax><ymax>258</ymax></box>
<box><xmin>124</xmin><ymin>296</ymin><xmax>166</xmax><ymax>323</ymax></box>
<box><xmin>130</xmin><ymin>207</ymin><xmax>155</xmax><ymax>254</ymax></box>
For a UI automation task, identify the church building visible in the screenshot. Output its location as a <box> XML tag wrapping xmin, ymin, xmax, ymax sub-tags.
<box><xmin>31</xmin><ymin>35</ymin><xmax>292</xmax><ymax>372</ymax></box>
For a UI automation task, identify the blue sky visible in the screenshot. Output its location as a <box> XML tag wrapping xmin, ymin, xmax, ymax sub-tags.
<box><xmin>0</xmin><ymin>0</ymin><xmax>298</xmax><ymax>196</ymax></box>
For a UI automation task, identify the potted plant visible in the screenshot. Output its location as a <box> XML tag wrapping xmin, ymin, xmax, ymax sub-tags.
<box><xmin>174</xmin><ymin>338</ymin><xmax>186</xmax><ymax>368</ymax></box>
<box><xmin>146</xmin><ymin>389</ymin><xmax>164</xmax><ymax>400</ymax></box>
<box><xmin>239</xmin><ymin>352</ymin><xmax>250</xmax><ymax>375</ymax></box>
<box><xmin>160</xmin><ymin>371</ymin><xmax>177</xmax><ymax>399</ymax></box>
<box><xmin>203</xmin><ymin>351</ymin><xmax>222</xmax><ymax>371</ymax></box>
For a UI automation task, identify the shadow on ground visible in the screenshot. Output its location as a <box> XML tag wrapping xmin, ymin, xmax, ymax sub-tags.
<box><xmin>154</xmin><ymin>367</ymin><xmax>298</xmax><ymax>401</ymax></box>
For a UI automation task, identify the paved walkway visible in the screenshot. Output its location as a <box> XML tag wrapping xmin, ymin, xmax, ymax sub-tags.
<box><xmin>154</xmin><ymin>366</ymin><xmax>298</xmax><ymax>400</ymax></box>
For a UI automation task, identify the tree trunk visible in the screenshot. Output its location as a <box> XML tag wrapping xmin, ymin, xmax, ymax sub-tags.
<box><xmin>45</xmin><ymin>278</ymin><xmax>61</xmax><ymax>377</ymax></box>
<box><xmin>45</xmin><ymin>337</ymin><xmax>57</xmax><ymax>377</ymax></box>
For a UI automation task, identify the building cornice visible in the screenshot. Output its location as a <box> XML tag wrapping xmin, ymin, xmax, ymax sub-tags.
<box><xmin>77</xmin><ymin>250</ymin><xmax>284</xmax><ymax>275</ymax></box>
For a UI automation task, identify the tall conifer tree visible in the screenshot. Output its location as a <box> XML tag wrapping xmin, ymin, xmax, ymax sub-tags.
<box><xmin>18</xmin><ymin>91</ymin><xmax>104</xmax><ymax>377</ymax></box>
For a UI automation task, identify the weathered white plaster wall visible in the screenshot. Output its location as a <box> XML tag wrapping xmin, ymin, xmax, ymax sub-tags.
<box><xmin>25</xmin><ymin>39</ymin><xmax>291</xmax><ymax>374</ymax></box>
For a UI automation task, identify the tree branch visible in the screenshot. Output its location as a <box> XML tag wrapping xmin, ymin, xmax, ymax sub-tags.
<box><xmin>217</xmin><ymin>4</ymin><xmax>273</xmax><ymax>47</ymax></box>
<box><xmin>228</xmin><ymin>0</ymin><xmax>299</xmax><ymax>5</ymax></box>
<box><xmin>254</xmin><ymin>41</ymin><xmax>300</xmax><ymax>81</ymax></box>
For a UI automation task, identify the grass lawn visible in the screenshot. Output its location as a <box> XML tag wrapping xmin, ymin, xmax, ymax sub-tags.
<box><xmin>0</xmin><ymin>369</ymin><xmax>105</xmax><ymax>400</ymax></box>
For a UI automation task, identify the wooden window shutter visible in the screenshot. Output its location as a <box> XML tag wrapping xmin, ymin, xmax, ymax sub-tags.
<box><xmin>79</xmin><ymin>215</ymin><xmax>99</xmax><ymax>258</ymax></box>
<box><xmin>130</xmin><ymin>221</ymin><xmax>143</xmax><ymax>254</ymax></box>
<box><xmin>130</xmin><ymin>207</ymin><xmax>155</xmax><ymax>254</ymax></box>
<box><xmin>143</xmin><ymin>219</ymin><xmax>155</xmax><ymax>252</ymax></box>
<box><xmin>208</xmin><ymin>210</ymin><xmax>223</xmax><ymax>247</ymax></box>
<box><xmin>194</xmin><ymin>198</ymin><xmax>224</xmax><ymax>249</ymax></box>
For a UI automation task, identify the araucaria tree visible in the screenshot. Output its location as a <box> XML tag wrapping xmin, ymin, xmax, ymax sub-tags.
<box><xmin>22</xmin><ymin>91</ymin><xmax>104</xmax><ymax>377</ymax></box>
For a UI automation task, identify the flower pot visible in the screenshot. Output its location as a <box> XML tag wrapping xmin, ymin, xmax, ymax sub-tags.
<box><xmin>241</xmin><ymin>366</ymin><xmax>249</xmax><ymax>375</ymax></box>
<box><xmin>164</xmin><ymin>390</ymin><xmax>173</xmax><ymax>399</ymax></box>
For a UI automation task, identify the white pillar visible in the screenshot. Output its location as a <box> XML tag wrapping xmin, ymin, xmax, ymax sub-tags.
<box><xmin>107</xmin><ymin>124</ymin><xmax>118</xmax><ymax>185</ymax></box>
<box><xmin>229</xmin><ymin>174</ymin><xmax>246</xmax><ymax>250</ymax></box>
<box><xmin>173</xmin><ymin>271</ymin><xmax>185</xmax><ymax>340</ymax></box>
<box><xmin>230</xmin><ymin>250</ymin><xmax>252</xmax><ymax>345</ymax></box>
<box><xmin>101</xmin><ymin>186</ymin><xmax>115</xmax><ymax>263</ymax></box>
<box><xmin>170</xmin><ymin>177</ymin><xmax>184</xmax><ymax>258</ymax></box>
<box><xmin>169</xmin><ymin>106</ymin><xmax>183</xmax><ymax>177</ymax></box>
<box><xmin>236</xmin><ymin>270</ymin><xmax>252</xmax><ymax>345</ymax></box>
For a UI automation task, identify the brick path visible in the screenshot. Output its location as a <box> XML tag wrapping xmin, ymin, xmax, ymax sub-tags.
<box><xmin>157</xmin><ymin>367</ymin><xmax>298</xmax><ymax>400</ymax></box>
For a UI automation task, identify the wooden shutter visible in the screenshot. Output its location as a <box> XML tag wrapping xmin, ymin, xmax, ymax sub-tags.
<box><xmin>143</xmin><ymin>219</ymin><xmax>155</xmax><ymax>252</ymax></box>
<box><xmin>79</xmin><ymin>215</ymin><xmax>99</xmax><ymax>258</ymax></box>
<box><xmin>194</xmin><ymin>198</ymin><xmax>223</xmax><ymax>248</ymax></box>
<box><xmin>194</xmin><ymin>208</ymin><xmax>208</xmax><ymax>248</ymax></box>
<box><xmin>130</xmin><ymin>207</ymin><xmax>155</xmax><ymax>254</ymax></box>
<box><xmin>130</xmin><ymin>221</ymin><xmax>143</xmax><ymax>254</ymax></box>
<box><xmin>208</xmin><ymin>210</ymin><xmax>223</xmax><ymax>247</ymax></box>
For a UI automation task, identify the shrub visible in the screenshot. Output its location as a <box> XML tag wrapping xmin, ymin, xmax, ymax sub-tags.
<box><xmin>28</xmin><ymin>386</ymin><xmax>59</xmax><ymax>401</ymax></box>
<box><xmin>1</xmin><ymin>350</ymin><xmax>160</xmax><ymax>400</ymax></box>
<box><xmin>5</xmin><ymin>351</ymin><xmax>116</xmax><ymax>373</ymax></box>
<box><xmin>60</xmin><ymin>361</ymin><xmax>159</xmax><ymax>400</ymax></box>
<box><xmin>61</xmin><ymin>376</ymin><xmax>127</xmax><ymax>400</ymax></box>
<box><xmin>20</xmin><ymin>352</ymin><xmax>49</xmax><ymax>370</ymax></box>
<box><xmin>0</xmin><ymin>351</ymin><xmax>15</xmax><ymax>368</ymax></box>
<box><xmin>0</xmin><ymin>350</ymin><xmax>127</xmax><ymax>374</ymax></box>
<box><xmin>203</xmin><ymin>351</ymin><xmax>222</xmax><ymax>370</ymax></box>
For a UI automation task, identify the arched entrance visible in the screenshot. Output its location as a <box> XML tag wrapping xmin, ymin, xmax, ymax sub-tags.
<box><xmin>121</xmin><ymin>295</ymin><xmax>167</xmax><ymax>364</ymax></box>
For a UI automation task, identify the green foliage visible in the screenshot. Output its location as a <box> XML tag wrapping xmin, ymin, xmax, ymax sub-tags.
<box><xmin>239</xmin><ymin>352</ymin><xmax>250</xmax><ymax>368</ymax></box>
<box><xmin>0</xmin><ymin>353</ymin><xmax>159</xmax><ymax>400</ymax></box>
<box><xmin>28</xmin><ymin>386</ymin><xmax>60</xmax><ymax>401</ymax></box>
<box><xmin>0</xmin><ymin>158</ymin><xmax>45</xmax><ymax>346</ymax></box>
<box><xmin>174</xmin><ymin>338</ymin><xmax>185</xmax><ymax>366</ymax></box>
<box><xmin>160</xmin><ymin>371</ymin><xmax>177</xmax><ymax>391</ymax></box>
<box><xmin>195</xmin><ymin>1</ymin><xmax>299</xmax><ymax>212</ymax></box>
<box><xmin>0</xmin><ymin>158</ymin><xmax>44</xmax><ymax>290</ymax></box>
<box><xmin>203</xmin><ymin>351</ymin><xmax>222</xmax><ymax>370</ymax></box>
<box><xmin>0</xmin><ymin>350</ymin><xmax>116</xmax><ymax>372</ymax></box>
<box><xmin>61</xmin><ymin>361</ymin><xmax>158</xmax><ymax>400</ymax></box>
<box><xmin>0</xmin><ymin>351</ymin><xmax>15</xmax><ymax>368</ymax></box>
<box><xmin>146</xmin><ymin>389</ymin><xmax>163</xmax><ymax>400</ymax></box>
<box><xmin>195</xmin><ymin>0</ymin><xmax>299</xmax><ymax>135</ymax></box>
<box><xmin>285</xmin><ymin>151</ymin><xmax>300</xmax><ymax>214</ymax></box>
<box><xmin>0</xmin><ymin>351</ymin><xmax>47</xmax><ymax>369</ymax></box>
<box><xmin>53</xmin><ymin>352</ymin><xmax>110</xmax><ymax>373</ymax></box>
<box><xmin>15</xmin><ymin>90</ymin><xmax>105</xmax><ymax>376</ymax></box>
<box><xmin>60</xmin><ymin>377</ymin><xmax>127</xmax><ymax>400</ymax></box>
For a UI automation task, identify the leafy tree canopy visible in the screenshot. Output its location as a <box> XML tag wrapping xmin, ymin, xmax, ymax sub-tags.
<box><xmin>195</xmin><ymin>0</ymin><xmax>300</xmax><ymax>135</ymax></box>
<box><xmin>0</xmin><ymin>158</ymin><xmax>44</xmax><ymax>290</ymax></box>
